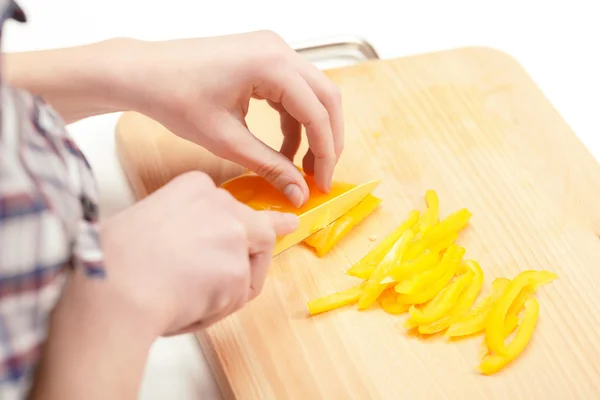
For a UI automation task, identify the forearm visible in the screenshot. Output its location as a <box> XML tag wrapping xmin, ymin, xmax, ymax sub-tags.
<box><xmin>29</xmin><ymin>273</ymin><xmax>156</xmax><ymax>400</ymax></box>
<box><xmin>4</xmin><ymin>38</ymin><xmax>141</xmax><ymax>124</ymax></box>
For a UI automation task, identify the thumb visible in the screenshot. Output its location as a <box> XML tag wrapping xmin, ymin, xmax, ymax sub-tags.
<box><xmin>216</xmin><ymin>116</ymin><xmax>309</xmax><ymax>208</ymax></box>
<box><xmin>261</xmin><ymin>211</ymin><xmax>300</xmax><ymax>237</ymax></box>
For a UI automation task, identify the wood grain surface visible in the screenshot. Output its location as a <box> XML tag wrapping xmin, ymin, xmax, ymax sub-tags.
<box><xmin>115</xmin><ymin>47</ymin><xmax>600</xmax><ymax>399</ymax></box>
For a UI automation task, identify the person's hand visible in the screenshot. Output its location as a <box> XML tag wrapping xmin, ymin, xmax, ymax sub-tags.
<box><xmin>121</xmin><ymin>31</ymin><xmax>344</xmax><ymax>207</ymax></box>
<box><xmin>94</xmin><ymin>171</ymin><xmax>299</xmax><ymax>336</ymax></box>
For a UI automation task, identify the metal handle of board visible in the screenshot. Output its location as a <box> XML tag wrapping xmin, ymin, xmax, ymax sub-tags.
<box><xmin>290</xmin><ymin>35</ymin><xmax>380</xmax><ymax>68</ymax></box>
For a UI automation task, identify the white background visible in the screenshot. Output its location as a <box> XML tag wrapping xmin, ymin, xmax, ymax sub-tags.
<box><xmin>4</xmin><ymin>1</ymin><xmax>599</xmax><ymax>399</ymax></box>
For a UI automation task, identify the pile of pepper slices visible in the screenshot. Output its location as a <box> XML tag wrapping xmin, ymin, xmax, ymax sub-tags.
<box><xmin>305</xmin><ymin>190</ymin><xmax>557</xmax><ymax>375</ymax></box>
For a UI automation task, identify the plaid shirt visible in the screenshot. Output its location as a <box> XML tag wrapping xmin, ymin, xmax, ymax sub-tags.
<box><xmin>1</xmin><ymin>1</ymin><xmax>105</xmax><ymax>398</ymax></box>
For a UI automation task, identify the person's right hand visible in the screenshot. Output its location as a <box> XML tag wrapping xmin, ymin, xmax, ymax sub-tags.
<box><xmin>93</xmin><ymin>171</ymin><xmax>299</xmax><ymax>336</ymax></box>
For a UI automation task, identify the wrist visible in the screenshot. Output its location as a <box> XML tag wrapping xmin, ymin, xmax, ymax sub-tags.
<box><xmin>55</xmin><ymin>268</ymin><xmax>159</xmax><ymax>344</ymax></box>
<box><xmin>4</xmin><ymin>38</ymin><xmax>144</xmax><ymax>123</ymax></box>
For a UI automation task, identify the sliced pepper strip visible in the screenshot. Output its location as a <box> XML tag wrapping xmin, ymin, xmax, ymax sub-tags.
<box><xmin>418</xmin><ymin>259</ymin><xmax>484</xmax><ymax>335</ymax></box>
<box><xmin>404</xmin><ymin>208</ymin><xmax>471</xmax><ymax>260</ymax></box>
<box><xmin>407</xmin><ymin>270</ymin><xmax>472</xmax><ymax>327</ymax></box>
<box><xmin>445</xmin><ymin>278</ymin><xmax>510</xmax><ymax>338</ymax></box>
<box><xmin>304</xmin><ymin>195</ymin><xmax>381</xmax><ymax>256</ymax></box>
<box><xmin>485</xmin><ymin>270</ymin><xmax>557</xmax><ymax>355</ymax></box>
<box><xmin>479</xmin><ymin>300</ymin><xmax>527</xmax><ymax>360</ymax></box>
<box><xmin>346</xmin><ymin>210</ymin><xmax>419</xmax><ymax>278</ymax></box>
<box><xmin>479</xmin><ymin>298</ymin><xmax>540</xmax><ymax>375</ymax></box>
<box><xmin>379</xmin><ymin>288</ymin><xmax>410</xmax><ymax>315</ymax></box>
<box><xmin>395</xmin><ymin>244</ymin><xmax>465</xmax><ymax>295</ymax></box>
<box><xmin>427</xmin><ymin>232</ymin><xmax>459</xmax><ymax>255</ymax></box>
<box><xmin>396</xmin><ymin>246</ymin><xmax>464</xmax><ymax>305</ymax></box>
<box><xmin>307</xmin><ymin>283</ymin><xmax>365</xmax><ymax>315</ymax></box>
<box><xmin>419</xmin><ymin>190</ymin><xmax>439</xmax><ymax>234</ymax></box>
<box><xmin>381</xmin><ymin>250</ymin><xmax>439</xmax><ymax>284</ymax></box>
<box><xmin>346</xmin><ymin>264</ymin><xmax>376</xmax><ymax>280</ymax></box>
<box><xmin>358</xmin><ymin>229</ymin><xmax>415</xmax><ymax>309</ymax></box>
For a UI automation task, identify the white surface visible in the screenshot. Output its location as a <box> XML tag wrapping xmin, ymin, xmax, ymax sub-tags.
<box><xmin>3</xmin><ymin>0</ymin><xmax>599</xmax><ymax>398</ymax></box>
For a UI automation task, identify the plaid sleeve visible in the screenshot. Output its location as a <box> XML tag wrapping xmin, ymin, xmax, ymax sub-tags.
<box><xmin>0</xmin><ymin>1</ymin><xmax>105</xmax><ymax>398</ymax></box>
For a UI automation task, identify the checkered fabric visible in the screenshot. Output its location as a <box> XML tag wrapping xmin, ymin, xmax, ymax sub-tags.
<box><xmin>1</xmin><ymin>1</ymin><xmax>106</xmax><ymax>397</ymax></box>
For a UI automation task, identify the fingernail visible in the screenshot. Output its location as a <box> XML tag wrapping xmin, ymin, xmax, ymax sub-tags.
<box><xmin>284</xmin><ymin>184</ymin><xmax>304</xmax><ymax>208</ymax></box>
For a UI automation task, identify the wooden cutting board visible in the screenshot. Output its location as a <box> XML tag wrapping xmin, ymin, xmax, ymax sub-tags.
<box><xmin>115</xmin><ymin>46</ymin><xmax>600</xmax><ymax>399</ymax></box>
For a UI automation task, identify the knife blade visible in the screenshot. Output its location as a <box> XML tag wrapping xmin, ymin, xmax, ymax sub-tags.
<box><xmin>273</xmin><ymin>179</ymin><xmax>381</xmax><ymax>256</ymax></box>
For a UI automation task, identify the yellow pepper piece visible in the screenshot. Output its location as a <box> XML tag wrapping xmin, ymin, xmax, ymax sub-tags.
<box><xmin>404</xmin><ymin>208</ymin><xmax>471</xmax><ymax>260</ymax></box>
<box><xmin>407</xmin><ymin>270</ymin><xmax>472</xmax><ymax>327</ymax></box>
<box><xmin>346</xmin><ymin>210</ymin><xmax>419</xmax><ymax>279</ymax></box>
<box><xmin>379</xmin><ymin>288</ymin><xmax>410</xmax><ymax>315</ymax></box>
<box><xmin>307</xmin><ymin>283</ymin><xmax>365</xmax><ymax>315</ymax></box>
<box><xmin>485</xmin><ymin>270</ymin><xmax>557</xmax><ymax>355</ymax></box>
<box><xmin>418</xmin><ymin>260</ymin><xmax>484</xmax><ymax>335</ymax></box>
<box><xmin>381</xmin><ymin>250</ymin><xmax>439</xmax><ymax>284</ymax></box>
<box><xmin>396</xmin><ymin>246</ymin><xmax>465</xmax><ymax>305</ymax></box>
<box><xmin>445</xmin><ymin>278</ymin><xmax>510</xmax><ymax>338</ymax></box>
<box><xmin>479</xmin><ymin>299</ymin><xmax>528</xmax><ymax>360</ymax></box>
<box><xmin>419</xmin><ymin>190</ymin><xmax>439</xmax><ymax>234</ymax></box>
<box><xmin>358</xmin><ymin>229</ymin><xmax>415</xmax><ymax>310</ymax></box>
<box><xmin>304</xmin><ymin>195</ymin><xmax>382</xmax><ymax>257</ymax></box>
<box><xmin>346</xmin><ymin>264</ymin><xmax>376</xmax><ymax>280</ymax></box>
<box><xmin>395</xmin><ymin>244</ymin><xmax>465</xmax><ymax>295</ymax></box>
<box><xmin>479</xmin><ymin>298</ymin><xmax>540</xmax><ymax>375</ymax></box>
<box><xmin>428</xmin><ymin>232</ymin><xmax>459</xmax><ymax>255</ymax></box>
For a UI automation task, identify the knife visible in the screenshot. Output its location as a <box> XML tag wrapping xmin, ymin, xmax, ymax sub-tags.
<box><xmin>273</xmin><ymin>179</ymin><xmax>381</xmax><ymax>256</ymax></box>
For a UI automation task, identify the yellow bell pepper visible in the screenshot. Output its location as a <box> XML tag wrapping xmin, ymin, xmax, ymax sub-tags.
<box><xmin>307</xmin><ymin>283</ymin><xmax>365</xmax><ymax>315</ymax></box>
<box><xmin>407</xmin><ymin>270</ymin><xmax>473</xmax><ymax>327</ymax></box>
<box><xmin>304</xmin><ymin>194</ymin><xmax>382</xmax><ymax>257</ymax></box>
<box><xmin>358</xmin><ymin>229</ymin><xmax>415</xmax><ymax>310</ymax></box>
<box><xmin>418</xmin><ymin>260</ymin><xmax>484</xmax><ymax>335</ymax></box>
<box><xmin>479</xmin><ymin>297</ymin><xmax>528</xmax><ymax>360</ymax></box>
<box><xmin>419</xmin><ymin>190</ymin><xmax>439</xmax><ymax>234</ymax></box>
<box><xmin>396</xmin><ymin>245</ymin><xmax>465</xmax><ymax>305</ymax></box>
<box><xmin>395</xmin><ymin>244</ymin><xmax>465</xmax><ymax>295</ymax></box>
<box><xmin>379</xmin><ymin>288</ymin><xmax>410</xmax><ymax>315</ymax></box>
<box><xmin>445</xmin><ymin>278</ymin><xmax>510</xmax><ymax>338</ymax></box>
<box><xmin>403</xmin><ymin>208</ymin><xmax>471</xmax><ymax>260</ymax></box>
<box><xmin>428</xmin><ymin>232</ymin><xmax>459</xmax><ymax>255</ymax></box>
<box><xmin>381</xmin><ymin>250</ymin><xmax>439</xmax><ymax>284</ymax></box>
<box><xmin>485</xmin><ymin>270</ymin><xmax>557</xmax><ymax>355</ymax></box>
<box><xmin>479</xmin><ymin>298</ymin><xmax>540</xmax><ymax>375</ymax></box>
<box><xmin>346</xmin><ymin>210</ymin><xmax>419</xmax><ymax>279</ymax></box>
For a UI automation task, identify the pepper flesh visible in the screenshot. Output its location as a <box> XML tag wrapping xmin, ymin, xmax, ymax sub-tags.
<box><xmin>403</xmin><ymin>208</ymin><xmax>471</xmax><ymax>260</ymax></box>
<box><xmin>304</xmin><ymin>194</ymin><xmax>381</xmax><ymax>256</ymax></box>
<box><xmin>479</xmin><ymin>297</ymin><xmax>528</xmax><ymax>360</ymax></box>
<box><xmin>485</xmin><ymin>270</ymin><xmax>557</xmax><ymax>355</ymax></box>
<box><xmin>379</xmin><ymin>288</ymin><xmax>410</xmax><ymax>315</ymax></box>
<box><xmin>346</xmin><ymin>210</ymin><xmax>420</xmax><ymax>279</ymax></box>
<box><xmin>407</xmin><ymin>270</ymin><xmax>473</xmax><ymax>327</ymax></box>
<box><xmin>396</xmin><ymin>245</ymin><xmax>465</xmax><ymax>305</ymax></box>
<box><xmin>419</xmin><ymin>190</ymin><xmax>440</xmax><ymax>234</ymax></box>
<box><xmin>395</xmin><ymin>244</ymin><xmax>465</xmax><ymax>295</ymax></box>
<box><xmin>307</xmin><ymin>283</ymin><xmax>365</xmax><ymax>315</ymax></box>
<box><xmin>221</xmin><ymin>172</ymin><xmax>355</xmax><ymax>214</ymax></box>
<box><xmin>445</xmin><ymin>278</ymin><xmax>510</xmax><ymax>338</ymax></box>
<box><xmin>358</xmin><ymin>229</ymin><xmax>415</xmax><ymax>309</ymax></box>
<box><xmin>418</xmin><ymin>259</ymin><xmax>484</xmax><ymax>334</ymax></box>
<box><xmin>479</xmin><ymin>298</ymin><xmax>540</xmax><ymax>375</ymax></box>
<box><xmin>381</xmin><ymin>250</ymin><xmax>439</xmax><ymax>284</ymax></box>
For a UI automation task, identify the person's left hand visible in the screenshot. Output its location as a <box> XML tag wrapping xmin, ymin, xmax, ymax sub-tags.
<box><xmin>118</xmin><ymin>31</ymin><xmax>344</xmax><ymax>207</ymax></box>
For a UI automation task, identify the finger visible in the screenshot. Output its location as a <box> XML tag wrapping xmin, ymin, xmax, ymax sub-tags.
<box><xmin>255</xmin><ymin>68</ymin><xmax>336</xmax><ymax>193</ymax></box>
<box><xmin>228</xmin><ymin>201</ymin><xmax>279</xmax><ymax>298</ymax></box>
<box><xmin>267</xmin><ymin>100</ymin><xmax>302</xmax><ymax>161</ymax></box>
<box><xmin>260</xmin><ymin>210</ymin><xmax>299</xmax><ymax>236</ymax></box>
<box><xmin>293</xmin><ymin>56</ymin><xmax>345</xmax><ymax>161</ymax></box>
<box><xmin>216</xmin><ymin>116</ymin><xmax>309</xmax><ymax>208</ymax></box>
